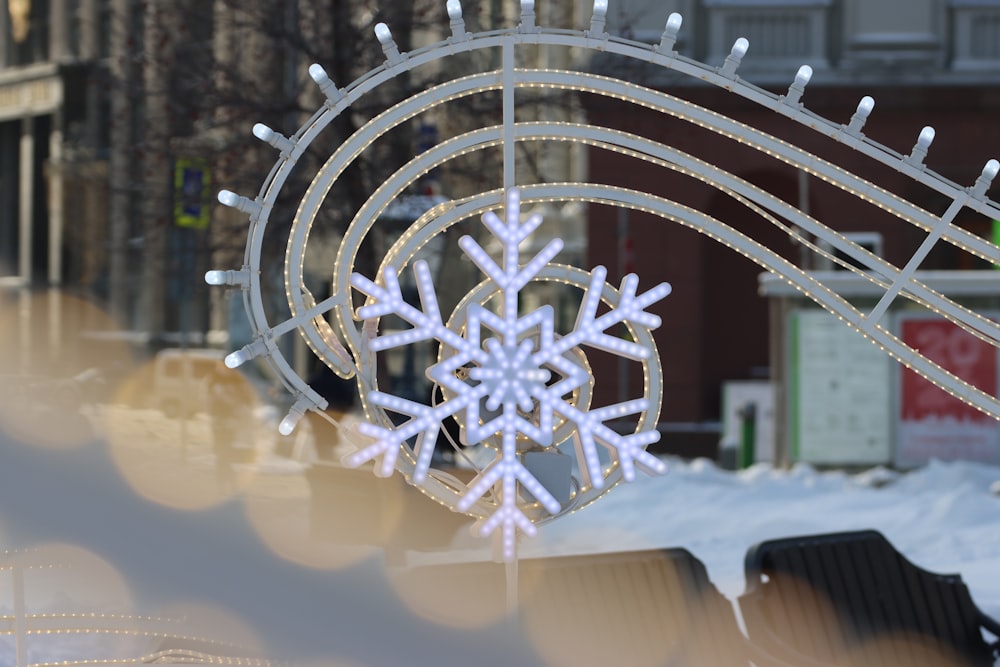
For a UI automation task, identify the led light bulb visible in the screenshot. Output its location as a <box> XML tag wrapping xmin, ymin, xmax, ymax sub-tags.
<box><xmin>972</xmin><ymin>159</ymin><xmax>1000</xmax><ymax>197</ymax></box>
<box><xmin>374</xmin><ymin>22</ymin><xmax>402</xmax><ymax>64</ymax></box>
<box><xmin>666</xmin><ymin>12</ymin><xmax>682</xmax><ymax>34</ymax></box>
<box><xmin>252</xmin><ymin>123</ymin><xmax>274</xmax><ymax>143</ymax></box>
<box><xmin>205</xmin><ymin>270</ymin><xmax>227</xmax><ymax>286</ymax></box>
<box><xmin>731</xmin><ymin>37</ymin><xmax>749</xmax><ymax>59</ymax></box>
<box><xmin>225</xmin><ymin>350</ymin><xmax>248</xmax><ymax>368</ymax></box>
<box><xmin>847</xmin><ymin>96</ymin><xmax>876</xmax><ymax>134</ymax></box>
<box><xmin>917</xmin><ymin>126</ymin><xmax>935</xmax><ymax>150</ymax></box>
<box><xmin>217</xmin><ymin>190</ymin><xmax>239</xmax><ymax>207</ymax></box>
<box><xmin>857</xmin><ymin>96</ymin><xmax>875</xmax><ymax>117</ymax></box>
<box><xmin>252</xmin><ymin>123</ymin><xmax>294</xmax><ymax>153</ymax></box>
<box><xmin>907</xmin><ymin>126</ymin><xmax>935</xmax><ymax>165</ymax></box>
<box><xmin>519</xmin><ymin>0</ymin><xmax>536</xmax><ymax>31</ymax></box>
<box><xmin>794</xmin><ymin>65</ymin><xmax>812</xmax><ymax>88</ymax></box>
<box><xmin>983</xmin><ymin>159</ymin><xmax>999</xmax><ymax>180</ymax></box>
<box><xmin>278</xmin><ymin>412</ymin><xmax>301</xmax><ymax>436</ymax></box>
<box><xmin>217</xmin><ymin>190</ymin><xmax>262</xmax><ymax>217</ymax></box>
<box><xmin>589</xmin><ymin>0</ymin><xmax>608</xmax><ymax>36</ymax></box>
<box><xmin>658</xmin><ymin>13</ymin><xmax>683</xmax><ymax>53</ymax></box>
<box><xmin>308</xmin><ymin>63</ymin><xmax>329</xmax><ymax>84</ymax></box>
<box><xmin>720</xmin><ymin>38</ymin><xmax>749</xmax><ymax>77</ymax></box>
<box><xmin>446</xmin><ymin>0</ymin><xmax>462</xmax><ymax>20</ymax></box>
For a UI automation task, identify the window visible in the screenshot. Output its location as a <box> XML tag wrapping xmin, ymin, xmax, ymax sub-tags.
<box><xmin>704</xmin><ymin>0</ymin><xmax>833</xmax><ymax>74</ymax></box>
<box><xmin>951</xmin><ymin>0</ymin><xmax>1000</xmax><ymax>69</ymax></box>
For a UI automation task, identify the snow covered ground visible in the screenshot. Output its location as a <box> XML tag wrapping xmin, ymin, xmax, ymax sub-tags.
<box><xmin>1</xmin><ymin>421</ymin><xmax>998</xmax><ymax>665</ymax></box>
<box><xmin>519</xmin><ymin>457</ymin><xmax>1000</xmax><ymax>620</ymax></box>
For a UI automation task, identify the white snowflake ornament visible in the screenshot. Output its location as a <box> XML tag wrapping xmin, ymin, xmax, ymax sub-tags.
<box><xmin>346</xmin><ymin>188</ymin><xmax>671</xmax><ymax>561</ymax></box>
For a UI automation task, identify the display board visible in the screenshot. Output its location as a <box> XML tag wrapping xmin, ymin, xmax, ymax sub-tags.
<box><xmin>896</xmin><ymin>314</ymin><xmax>1000</xmax><ymax>467</ymax></box>
<box><xmin>790</xmin><ymin>310</ymin><xmax>892</xmax><ymax>465</ymax></box>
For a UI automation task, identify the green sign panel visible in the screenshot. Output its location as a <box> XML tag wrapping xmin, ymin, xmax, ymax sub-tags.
<box><xmin>174</xmin><ymin>158</ymin><xmax>211</xmax><ymax>229</ymax></box>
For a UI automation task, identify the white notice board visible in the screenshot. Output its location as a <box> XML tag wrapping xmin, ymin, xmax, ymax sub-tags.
<box><xmin>790</xmin><ymin>310</ymin><xmax>891</xmax><ymax>465</ymax></box>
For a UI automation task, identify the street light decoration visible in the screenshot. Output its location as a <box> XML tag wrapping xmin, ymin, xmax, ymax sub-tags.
<box><xmin>207</xmin><ymin>1</ymin><xmax>1000</xmax><ymax>558</ymax></box>
<box><xmin>346</xmin><ymin>188</ymin><xmax>669</xmax><ymax>560</ymax></box>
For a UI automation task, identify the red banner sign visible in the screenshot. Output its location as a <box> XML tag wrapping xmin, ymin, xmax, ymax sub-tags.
<box><xmin>897</xmin><ymin>316</ymin><xmax>1000</xmax><ymax>466</ymax></box>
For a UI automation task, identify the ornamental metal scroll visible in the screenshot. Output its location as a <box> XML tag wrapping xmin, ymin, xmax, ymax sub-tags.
<box><xmin>207</xmin><ymin>1</ymin><xmax>1000</xmax><ymax>559</ymax></box>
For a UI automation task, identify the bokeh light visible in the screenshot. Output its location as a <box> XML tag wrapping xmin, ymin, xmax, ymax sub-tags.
<box><xmin>386</xmin><ymin>557</ymin><xmax>512</xmax><ymax>629</ymax></box>
<box><xmin>242</xmin><ymin>461</ymin><xmax>409</xmax><ymax>571</ymax></box>
<box><xmin>518</xmin><ymin>550</ymin><xmax>680</xmax><ymax>667</ymax></box>
<box><xmin>105</xmin><ymin>358</ymin><xmax>264</xmax><ymax>510</ymax></box>
<box><xmin>0</xmin><ymin>291</ymin><xmax>130</xmax><ymax>449</ymax></box>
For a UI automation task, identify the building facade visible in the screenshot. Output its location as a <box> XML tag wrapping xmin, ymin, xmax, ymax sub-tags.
<box><xmin>585</xmin><ymin>0</ymin><xmax>1000</xmax><ymax>429</ymax></box>
<box><xmin>3</xmin><ymin>0</ymin><xmax>1000</xmax><ymax>433</ymax></box>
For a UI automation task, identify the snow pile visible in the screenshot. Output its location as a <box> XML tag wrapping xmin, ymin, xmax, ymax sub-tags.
<box><xmin>511</xmin><ymin>457</ymin><xmax>1000</xmax><ymax>620</ymax></box>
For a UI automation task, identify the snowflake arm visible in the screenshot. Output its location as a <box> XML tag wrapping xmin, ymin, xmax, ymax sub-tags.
<box><xmin>457</xmin><ymin>425</ymin><xmax>562</xmax><ymax>558</ymax></box>
<box><xmin>350</xmin><ymin>260</ymin><xmax>469</xmax><ymax>353</ymax></box>
<box><xmin>557</xmin><ymin>399</ymin><xmax>667</xmax><ymax>488</ymax></box>
<box><xmin>458</xmin><ymin>234</ymin><xmax>563</xmax><ymax>294</ymax></box>
<box><xmin>345</xmin><ymin>388</ymin><xmax>485</xmax><ymax>482</ymax></box>
<box><xmin>544</xmin><ymin>266</ymin><xmax>671</xmax><ymax>362</ymax></box>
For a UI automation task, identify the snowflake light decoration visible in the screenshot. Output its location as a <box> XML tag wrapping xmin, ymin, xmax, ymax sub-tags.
<box><xmin>346</xmin><ymin>188</ymin><xmax>671</xmax><ymax>561</ymax></box>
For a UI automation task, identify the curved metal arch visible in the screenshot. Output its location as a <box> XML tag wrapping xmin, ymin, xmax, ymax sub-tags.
<box><xmin>285</xmin><ymin>67</ymin><xmax>1000</xmax><ymax>354</ymax></box>
<box><xmin>264</xmin><ymin>111</ymin><xmax>1000</xmax><ymax>422</ymax></box>
<box><xmin>215</xmin><ymin>10</ymin><xmax>1000</xmax><ymax>436</ymax></box>
<box><xmin>352</xmin><ymin>182</ymin><xmax>1000</xmax><ymax>423</ymax></box>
